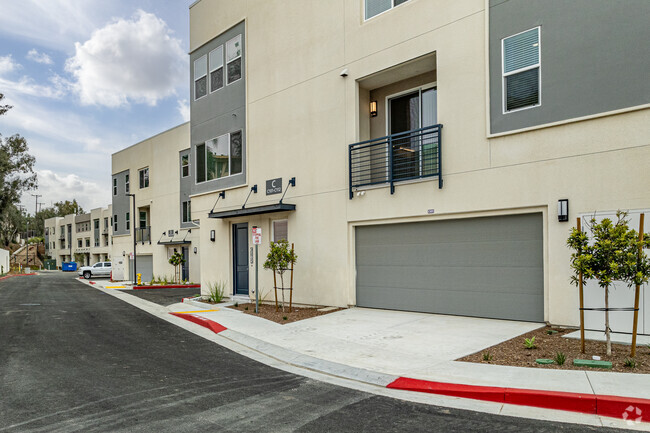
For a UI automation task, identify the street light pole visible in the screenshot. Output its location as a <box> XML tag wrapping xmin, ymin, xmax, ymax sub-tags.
<box><xmin>126</xmin><ymin>193</ymin><xmax>137</xmax><ymax>284</ymax></box>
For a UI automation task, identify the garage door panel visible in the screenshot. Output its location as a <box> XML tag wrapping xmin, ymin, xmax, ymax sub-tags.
<box><xmin>355</xmin><ymin>213</ymin><xmax>544</xmax><ymax>322</ymax></box>
<box><xmin>357</xmin><ymin>240</ymin><xmax>542</xmax><ymax>268</ymax></box>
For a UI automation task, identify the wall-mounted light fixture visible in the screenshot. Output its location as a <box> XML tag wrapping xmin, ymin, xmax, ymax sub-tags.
<box><xmin>210</xmin><ymin>230</ymin><xmax>215</xmax><ymax>242</ymax></box>
<box><xmin>193</xmin><ymin>247</ymin><xmax>198</xmax><ymax>254</ymax></box>
<box><xmin>122</xmin><ymin>250</ymin><xmax>126</xmax><ymax>256</ymax></box>
<box><xmin>558</xmin><ymin>199</ymin><xmax>569</xmax><ymax>222</ymax></box>
<box><xmin>370</xmin><ymin>101</ymin><xmax>378</xmax><ymax>117</ymax></box>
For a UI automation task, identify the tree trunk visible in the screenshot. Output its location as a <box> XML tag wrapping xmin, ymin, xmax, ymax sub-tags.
<box><xmin>605</xmin><ymin>286</ymin><xmax>611</xmax><ymax>356</ymax></box>
<box><xmin>280</xmin><ymin>271</ymin><xmax>285</xmax><ymax>312</ymax></box>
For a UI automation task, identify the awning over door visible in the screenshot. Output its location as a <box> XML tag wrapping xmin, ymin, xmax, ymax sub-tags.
<box><xmin>208</xmin><ymin>203</ymin><xmax>296</xmax><ymax>219</ymax></box>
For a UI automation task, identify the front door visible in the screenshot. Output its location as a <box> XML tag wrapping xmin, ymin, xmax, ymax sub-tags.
<box><xmin>233</xmin><ymin>223</ymin><xmax>249</xmax><ymax>295</ymax></box>
<box><xmin>181</xmin><ymin>246</ymin><xmax>189</xmax><ymax>281</ymax></box>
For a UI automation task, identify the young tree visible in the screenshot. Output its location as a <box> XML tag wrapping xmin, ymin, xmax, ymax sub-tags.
<box><xmin>568</xmin><ymin>212</ymin><xmax>647</xmax><ymax>355</ymax></box>
<box><xmin>0</xmin><ymin>204</ymin><xmax>25</xmax><ymax>246</ymax></box>
<box><xmin>0</xmin><ymin>93</ymin><xmax>37</xmax><ymax>217</ymax></box>
<box><xmin>54</xmin><ymin>199</ymin><xmax>84</xmax><ymax>216</ymax></box>
<box><xmin>263</xmin><ymin>240</ymin><xmax>297</xmax><ymax>312</ymax></box>
<box><xmin>168</xmin><ymin>251</ymin><xmax>185</xmax><ymax>283</ymax></box>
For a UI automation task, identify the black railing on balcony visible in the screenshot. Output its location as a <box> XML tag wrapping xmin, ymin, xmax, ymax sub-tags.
<box><xmin>135</xmin><ymin>226</ymin><xmax>151</xmax><ymax>244</ymax></box>
<box><xmin>349</xmin><ymin>124</ymin><xmax>442</xmax><ymax>199</ymax></box>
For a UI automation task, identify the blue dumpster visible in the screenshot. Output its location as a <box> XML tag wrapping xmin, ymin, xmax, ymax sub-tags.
<box><xmin>62</xmin><ymin>262</ymin><xmax>78</xmax><ymax>272</ymax></box>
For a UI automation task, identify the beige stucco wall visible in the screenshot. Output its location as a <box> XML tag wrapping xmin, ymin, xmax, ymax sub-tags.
<box><xmin>189</xmin><ymin>0</ymin><xmax>650</xmax><ymax>325</ymax></box>
<box><xmin>111</xmin><ymin>122</ymin><xmax>200</xmax><ymax>283</ymax></box>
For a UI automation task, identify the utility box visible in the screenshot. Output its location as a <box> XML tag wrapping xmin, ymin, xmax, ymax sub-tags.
<box><xmin>44</xmin><ymin>259</ymin><xmax>57</xmax><ymax>270</ymax></box>
<box><xmin>62</xmin><ymin>262</ymin><xmax>77</xmax><ymax>272</ymax></box>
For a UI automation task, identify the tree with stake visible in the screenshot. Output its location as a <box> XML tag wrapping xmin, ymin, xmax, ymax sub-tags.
<box><xmin>169</xmin><ymin>251</ymin><xmax>185</xmax><ymax>283</ymax></box>
<box><xmin>263</xmin><ymin>239</ymin><xmax>297</xmax><ymax>312</ymax></box>
<box><xmin>568</xmin><ymin>211</ymin><xmax>648</xmax><ymax>356</ymax></box>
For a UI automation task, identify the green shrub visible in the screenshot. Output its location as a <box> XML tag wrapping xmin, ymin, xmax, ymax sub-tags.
<box><xmin>523</xmin><ymin>337</ymin><xmax>537</xmax><ymax>350</ymax></box>
<box><xmin>207</xmin><ymin>281</ymin><xmax>226</xmax><ymax>303</ymax></box>
<box><xmin>624</xmin><ymin>358</ymin><xmax>637</xmax><ymax>369</ymax></box>
<box><xmin>554</xmin><ymin>351</ymin><xmax>566</xmax><ymax>365</ymax></box>
<box><xmin>482</xmin><ymin>352</ymin><xmax>493</xmax><ymax>362</ymax></box>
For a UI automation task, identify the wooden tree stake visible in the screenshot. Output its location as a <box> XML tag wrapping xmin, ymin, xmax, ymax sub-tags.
<box><xmin>577</xmin><ymin>217</ymin><xmax>586</xmax><ymax>354</ymax></box>
<box><xmin>289</xmin><ymin>243</ymin><xmax>294</xmax><ymax>313</ymax></box>
<box><xmin>273</xmin><ymin>270</ymin><xmax>278</xmax><ymax>312</ymax></box>
<box><xmin>631</xmin><ymin>213</ymin><xmax>644</xmax><ymax>358</ymax></box>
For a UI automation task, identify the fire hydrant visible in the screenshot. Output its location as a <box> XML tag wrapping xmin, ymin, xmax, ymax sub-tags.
<box><xmin>137</xmin><ymin>273</ymin><xmax>142</xmax><ymax>286</ymax></box>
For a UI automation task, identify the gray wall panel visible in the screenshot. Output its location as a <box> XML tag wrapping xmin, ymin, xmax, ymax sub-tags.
<box><xmin>111</xmin><ymin>170</ymin><xmax>130</xmax><ymax>236</ymax></box>
<box><xmin>489</xmin><ymin>0</ymin><xmax>650</xmax><ymax>134</ymax></box>
<box><xmin>355</xmin><ymin>213</ymin><xmax>544</xmax><ymax>321</ymax></box>
<box><xmin>134</xmin><ymin>255</ymin><xmax>153</xmax><ymax>283</ymax></box>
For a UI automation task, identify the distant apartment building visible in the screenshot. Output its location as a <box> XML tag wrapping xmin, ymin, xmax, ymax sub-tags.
<box><xmin>110</xmin><ymin>122</ymin><xmax>199</xmax><ymax>283</ymax></box>
<box><xmin>176</xmin><ymin>0</ymin><xmax>650</xmax><ymax>332</ymax></box>
<box><xmin>44</xmin><ymin>205</ymin><xmax>113</xmax><ymax>268</ymax></box>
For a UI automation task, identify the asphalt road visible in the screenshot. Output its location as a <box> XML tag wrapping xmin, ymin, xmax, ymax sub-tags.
<box><xmin>0</xmin><ymin>273</ymin><xmax>627</xmax><ymax>432</ymax></box>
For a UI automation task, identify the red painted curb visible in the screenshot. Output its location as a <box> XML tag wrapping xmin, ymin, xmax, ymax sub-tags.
<box><xmin>0</xmin><ymin>273</ymin><xmax>37</xmax><ymax>281</ymax></box>
<box><xmin>170</xmin><ymin>312</ymin><xmax>227</xmax><ymax>334</ymax></box>
<box><xmin>387</xmin><ymin>377</ymin><xmax>650</xmax><ymax>422</ymax></box>
<box><xmin>597</xmin><ymin>395</ymin><xmax>650</xmax><ymax>421</ymax></box>
<box><xmin>134</xmin><ymin>284</ymin><xmax>201</xmax><ymax>290</ymax></box>
<box><xmin>387</xmin><ymin>377</ymin><xmax>505</xmax><ymax>403</ymax></box>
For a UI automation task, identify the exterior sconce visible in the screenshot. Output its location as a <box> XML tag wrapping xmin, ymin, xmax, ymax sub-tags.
<box><xmin>210</xmin><ymin>230</ymin><xmax>215</xmax><ymax>242</ymax></box>
<box><xmin>558</xmin><ymin>199</ymin><xmax>569</xmax><ymax>222</ymax></box>
<box><xmin>194</xmin><ymin>247</ymin><xmax>198</xmax><ymax>254</ymax></box>
<box><xmin>370</xmin><ymin>101</ymin><xmax>378</xmax><ymax>117</ymax></box>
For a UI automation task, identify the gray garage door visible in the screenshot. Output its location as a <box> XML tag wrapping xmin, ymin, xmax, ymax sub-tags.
<box><xmin>131</xmin><ymin>255</ymin><xmax>153</xmax><ymax>283</ymax></box>
<box><xmin>355</xmin><ymin>213</ymin><xmax>543</xmax><ymax>322</ymax></box>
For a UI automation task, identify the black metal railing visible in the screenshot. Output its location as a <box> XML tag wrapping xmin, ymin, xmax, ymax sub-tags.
<box><xmin>135</xmin><ymin>226</ymin><xmax>151</xmax><ymax>244</ymax></box>
<box><xmin>349</xmin><ymin>124</ymin><xmax>442</xmax><ymax>198</ymax></box>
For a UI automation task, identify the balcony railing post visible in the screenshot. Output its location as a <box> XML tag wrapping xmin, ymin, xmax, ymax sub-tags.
<box><xmin>438</xmin><ymin>124</ymin><xmax>443</xmax><ymax>189</ymax></box>
<box><xmin>388</xmin><ymin>135</ymin><xmax>395</xmax><ymax>195</ymax></box>
<box><xmin>349</xmin><ymin>145</ymin><xmax>353</xmax><ymax>200</ymax></box>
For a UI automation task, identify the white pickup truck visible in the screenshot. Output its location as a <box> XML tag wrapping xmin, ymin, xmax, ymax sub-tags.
<box><xmin>78</xmin><ymin>262</ymin><xmax>112</xmax><ymax>279</ymax></box>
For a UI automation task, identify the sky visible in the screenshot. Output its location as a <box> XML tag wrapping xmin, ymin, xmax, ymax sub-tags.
<box><xmin>0</xmin><ymin>0</ymin><xmax>194</xmax><ymax>214</ymax></box>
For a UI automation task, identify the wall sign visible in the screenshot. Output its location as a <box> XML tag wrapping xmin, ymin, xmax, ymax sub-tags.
<box><xmin>266</xmin><ymin>178</ymin><xmax>282</xmax><ymax>195</ymax></box>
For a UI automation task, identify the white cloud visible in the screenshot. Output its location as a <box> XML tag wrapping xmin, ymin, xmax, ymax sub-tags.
<box><xmin>28</xmin><ymin>169</ymin><xmax>109</xmax><ymax>211</ymax></box>
<box><xmin>65</xmin><ymin>10</ymin><xmax>187</xmax><ymax>108</ymax></box>
<box><xmin>26</xmin><ymin>49</ymin><xmax>53</xmax><ymax>65</ymax></box>
<box><xmin>177</xmin><ymin>99</ymin><xmax>190</xmax><ymax>122</ymax></box>
<box><xmin>0</xmin><ymin>55</ymin><xmax>21</xmax><ymax>75</ymax></box>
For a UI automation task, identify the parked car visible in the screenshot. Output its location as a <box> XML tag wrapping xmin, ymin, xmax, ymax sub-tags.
<box><xmin>78</xmin><ymin>262</ymin><xmax>112</xmax><ymax>279</ymax></box>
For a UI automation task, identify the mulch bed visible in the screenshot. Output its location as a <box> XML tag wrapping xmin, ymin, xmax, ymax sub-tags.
<box><xmin>458</xmin><ymin>325</ymin><xmax>650</xmax><ymax>373</ymax></box>
<box><xmin>227</xmin><ymin>302</ymin><xmax>343</xmax><ymax>325</ymax></box>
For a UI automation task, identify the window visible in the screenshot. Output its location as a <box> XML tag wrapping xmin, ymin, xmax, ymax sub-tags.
<box><xmin>139</xmin><ymin>211</ymin><xmax>147</xmax><ymax>229</ymax></box>
<box><xmin>272</xmin><ymin>220</ymin><xmax>288</xmax><ymax>242</ymax></box>
<box><xmin>209</xmin><ymin>45</ymin><xmax>224</xmax><ymax>93</ymax></box>
<box><xmin>226</xmin><ymin>35</ymin><xmax>242</xmax><ymax>84</ymax></box>
<box><xmin>86</xmin><ymin>238</ymin><xmax>90</xmax><ymax>247</ymax></box>
<box><xmin>125</xmin><ymin>212</ymin><xmax>130</xmax><ymax>231</ymax></box>
<box><xmin>502</xmin><ymin>27</ymin><xmax>540</xmax><ymax>112</ymax></box>
<box><xmin>113</xmin><ymin>215</ymin><xmax>118</xmax><ymax>232</ymax></box>
<box><xmin>104</xmin><ymin>217</ymin><xmax>108</xmax><ymax>230</ymax></box>
<box><xmin>194</xmin><ymin>55</ymin><xmax>207</xmax><ymax>100</ymax></box>
<box><xmin>139</xmin><ymin>167</ymin><xmax>149</xmax><ymax>188</ymax></box>
<box><xmin>182</xmin><ymin>201</ymin><xmax>191</xmax><ymax>223</ymax></box>
<box><xmin>125</xmin><ymin>174</ymin><xmax>130</xmax><ymax>193</ymax></box>
<box><xmin>196</xmin><ymin>130</ymin><xmax>242</xmax><ymax>183</ymax></box>
<box><xmin>94</xmin><ymin>219</ymin><xmax>99</xmax><ymax>231</ymax></box>
<box><xmin>113</xmin><ymin>178</ymin><xmax>117</xmax><ymax>195</ymax></box>
<box><xmin>95</xmin><ymin>238</ymin><xmax>99</xmax><ymax>247</ymax></box>
<box><xmin>365</xmin><ymin>0</ymin><xmax>410</xmax><ymax>20</ymax></box>
<box><xmin>181</xmin><ymin>154</ymin><xmax>190</xmax><ymax>177</ymax></box>
<box><xmin>78</xmin><ymin>239</ymin><xmax>82</xmax><ymax>248</ymax></box>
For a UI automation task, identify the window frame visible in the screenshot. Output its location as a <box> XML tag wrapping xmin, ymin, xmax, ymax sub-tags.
<box><xmin>209</xmin><ymin>45</ymin><xmax>224</xmax><ymax>93</ymax></box>
<box><xmin>364</xmin><ymin>0</ymin><xmax>410</xmax><ymax>21</ymax></box>
<box><xmin>501</xmin><ymin>26</ymin><xmax>541</xmax><ymax>114</ymax></box>
<box><xmin>139</xmin><ymin>167</ymin><xmax>150</xmax><ymax>189</ymax></box>
<box><xmin>225</xmin><ymin>34</ymin><xmax>242</xmax><ymax>85</ymax></box>
<box><xmin>181</xmin><ymin>154</ymin><xmax>190</xmax><ymax>178</ymax></box>
<box><xmin>195</xmin><ymin>130</ymin><xmax>243</xmax><ymax>184</ymax></box>
<box><xmin>194</xmin><ymin>54</ymin><xmax>208</xmax><ymax>101</ymax></box>
<box><xmin>113</xmin><ymin>178</ymin><xmax>117</xmax><ymax>195</ymax></box>
<box><xmin>125</xmin><ymin>212</ymin><xmax>130</xmax><ymax>231</ymax></box>
<box><xmin>272</xmin><ymin>219</ymin><xmax>288</xmax><ymax>243</ymax></box>
<box><xmin>182</xmin><ymin>200</ymin><xmax>191</xmax><ymax>223</ymax></box>
<box><xmin>125</xmin><ymin>173</ymin><xmax>130</xmax><ymax>193</ymax></box>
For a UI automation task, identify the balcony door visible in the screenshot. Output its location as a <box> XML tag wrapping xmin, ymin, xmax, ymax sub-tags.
<box><xmin>388</xmin><ymin>86</ymin><xmax>437</xmax><ymax>180</ymax></box>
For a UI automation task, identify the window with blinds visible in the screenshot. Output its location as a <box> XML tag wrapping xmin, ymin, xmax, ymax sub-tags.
<box><xmin>365</xmin><ymin>0</ymin><xmax>410</xmax><ymax>20</ymax></box>
<box><xmin>272</xmin><ymin>220</ymin><xmax>288</xmax><ymax>243</ymax></box>
<box><xmin>502</xmin><ymin>27</ymin><xmax>540</xmax><ymax>112</ymax></box>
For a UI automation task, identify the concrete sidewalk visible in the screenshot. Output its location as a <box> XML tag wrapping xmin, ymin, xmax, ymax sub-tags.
<box><xmin>85</xmin><ymin>278</ymin><xmax>650</xmax><ymax>430</ymax></box>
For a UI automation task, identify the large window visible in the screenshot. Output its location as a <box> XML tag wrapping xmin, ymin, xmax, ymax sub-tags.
<box><xmin>209</xmin><ymin>45</ymin><xmax>224</xmax><ymax>93</ymax></box>
<box><xmin>502</xmin><ymin>27</ymin><xmax>540</xmax><ymax>113</ymax></box>
<box><xmin>181</xmin><ymin>154</ymin><xmax>189</xmax><ymax>177</ymax></box>
<box><xmin>194</xmin><ymin>55</ymin><xmax>207</xmax><ymax>100</ymax></box>
<box><xmin>196</xmin><ymin>130</ymin><xmax>242</xmax><ymax>183</ymax></box>
<box><xmin>226</xmin><ymin>35</ymin><xmax>242</xmax><ymax>84</ymax></box>
<box><xmin>139</xmin><ymin>167</ymin><xmax>149</xmax><ymax>188</ymax></box>
<box><xmin>182</xmin><ymin>201</ymin><xmax>191</xmax><ymax>223</ymax></box>
<box><xmin>365</xmin><ymin>0</ymin><xmax>410</xmax><ymax>20</ymax></box>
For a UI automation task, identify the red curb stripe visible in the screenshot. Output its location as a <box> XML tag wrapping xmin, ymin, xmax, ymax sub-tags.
<box><xmin>387</xmin><ymin>377</ymin><xmax>650</xmax><ymax>421</ymax></box>
<box><xmin>0</xmin><ymin>273</ymin><xmax>37</xmax><ymax>281</ymax></box>
<box><xmin>134</xmin><ymin>284</ymin><xmax>201</xmax><ymax>290</ymax></box>
<box><xmin>170</xmin><ymin>312</ymin><xmax>227</xmax><ymax>334</ymax></box>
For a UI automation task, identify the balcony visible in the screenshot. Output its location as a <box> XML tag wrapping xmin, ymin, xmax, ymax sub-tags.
<box><xmin>135</xmin><ymin>226</ymin><xmax>151</xmax><ymax>244</ymax></box>
<box><xmin>349</xmin><ymin>124</ymin><xmax>442</xmax><ymax>198</ymax></box>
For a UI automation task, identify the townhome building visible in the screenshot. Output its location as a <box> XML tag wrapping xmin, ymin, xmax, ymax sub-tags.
<box><xmin>184</xmin><ymin>0</ymin><xmax>650</xmax><ymax>332</ymax></box>
<box><xmin>44</xmin><ymin>205</ymin><xmax>113</xmax><ymax>268</ymax></box>
<box><xmin>110</xmin><ymin>122</ymin><xmax>199</xmax><ymax>283</ymax></box>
